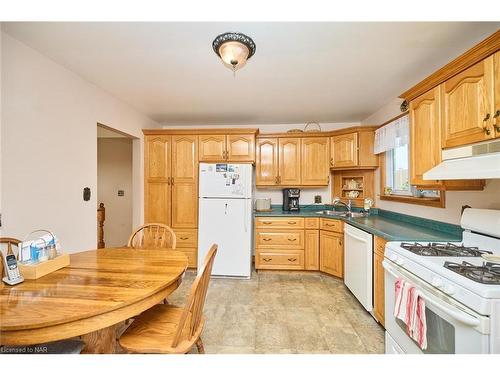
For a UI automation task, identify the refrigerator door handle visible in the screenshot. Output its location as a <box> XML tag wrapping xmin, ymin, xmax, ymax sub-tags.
<box><xmin>244</xmin><ymin>200</ymin><xmax>248</xmax><ymax>233</ymax></box>
<box><xmin>225</xmin><ymin>203</ymin><xmax>228</xmax><ymax>215</ymax></box>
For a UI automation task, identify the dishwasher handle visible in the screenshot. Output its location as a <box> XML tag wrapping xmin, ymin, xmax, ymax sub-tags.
<box><xmin>344</xmin><ymin>227</ymin><xmax>371</xmax><ymax>243</ymax></box>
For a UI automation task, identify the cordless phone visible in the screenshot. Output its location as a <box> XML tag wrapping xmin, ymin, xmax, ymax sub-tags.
<box><xmin>2</xmin><ymin>253</ymin><xmax>24</xmax><ymax>285</ymax></box>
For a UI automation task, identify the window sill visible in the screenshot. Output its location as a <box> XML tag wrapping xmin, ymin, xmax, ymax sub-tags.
<box><xmin>379</xmin><ymin>194</ymin><xmax>445</xmax><ymax>208</ymax></box>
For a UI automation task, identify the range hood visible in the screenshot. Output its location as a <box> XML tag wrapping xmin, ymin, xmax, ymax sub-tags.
<box><xmin>423</xmin><ymin>139</ymin><xmax>500</xmax><ymax>180</ymax></box>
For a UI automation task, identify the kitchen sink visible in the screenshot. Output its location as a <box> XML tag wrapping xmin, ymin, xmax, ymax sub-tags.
<box><xmin>315</xmin><ymin>210</ymin><xmax>367</xmax><ymax>218</ymax></box>
<box><xmin>315</xmin><ymin>210</ymin><xmax>342</xmax><ymax>216</ymax></box>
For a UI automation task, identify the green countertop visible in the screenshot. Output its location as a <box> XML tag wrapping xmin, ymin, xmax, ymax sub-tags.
<box><xmin>254</xmin><ymin>206</ymin><xmax>462</xmax><ymax>242</ymax></box>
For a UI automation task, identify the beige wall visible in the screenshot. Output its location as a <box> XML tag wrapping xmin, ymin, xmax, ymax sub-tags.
<box><xmin>363</xmin><ymin>99</ymin><xmax>500</xmax><ymax>225</ymax></box>
<box><xmin>1</xmin><ymin>32</ymin><xmax>159</xmax><ymax>252</ymax></box>
<box><xmin>97</xmin><ymin>138</ymin><xmax>133</xmax><ymax>247</ymax></box>
<box><xmin>163</xmin><ymin>122</ymin><xmax>364</xmax><ymax>205</ymax></box>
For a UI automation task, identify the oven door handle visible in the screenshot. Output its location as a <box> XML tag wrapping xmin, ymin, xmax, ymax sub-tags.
<box><xmin>383</xmin><ymin>260</ymin><xmax>481</xmax><ymax>327</ymax></box>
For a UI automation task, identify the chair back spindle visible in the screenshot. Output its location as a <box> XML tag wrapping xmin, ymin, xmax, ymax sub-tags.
<box><xmin>127</xmin><ymin>223</ymin><xmax>177</xmax><ymax>249</ymax></box>
<box><xmin>171</xmin><ymin>244</ymin><xmax>217</xmax><ymax>348</ymax></box>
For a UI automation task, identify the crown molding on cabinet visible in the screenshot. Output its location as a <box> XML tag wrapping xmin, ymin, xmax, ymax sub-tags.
<box><xmin>400</xmin><ymin>30</ymin><xmax>500</xmax><ymax>101</ymax></box>
<box><xmin>256</xmin><ymin>126</ymin><xmax>379</xmax><ymax>139</ymax></box>
<box><xmin>143</xmin><ymin>128</ymin><xmax>259</xmax><ymax>135</ymax></box>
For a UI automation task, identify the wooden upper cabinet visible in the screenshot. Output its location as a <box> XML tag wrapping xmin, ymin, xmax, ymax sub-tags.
<box><xmin>171</xmin><ymin>135</ymin><xmax>198</xmax><ymax>228</ymax></box>
<box><xmin>144</xmin><ymin>136</ymin><xmax>171</xmax><ymax>225</ymax></box>
<box><xmin>441</xmin><ymin>55</ymin><xmax>495</xmax><ymax>148</ymax></box>
<box><xmin>198</xmin><ymin>133</ymin><xmax>256</xmax><ymax>162</ymax></box>
<box><xmin>146</xmin><ymin>136</ymin><xmax>171</xmax><ymax>180</ymax></box>
<box><xmin>227</xmin><ymin>134</ymin><xmax>255</xmax><ymax>162</ymax></box>
<box><xmin>171</xmin><ymin>135</ymin><xmax>198</xmax><ymax>184</ymax></box>
<box><xmin>331</xmin><ymin>133</ymin><xmax>358</xmax><ymax>168</ymax></box>
<box><xmin>198</xmin><ymin>135</ymin><xmax>226</xmax><ymax>161</ymax></box>
<box><xmin>494</xmin><ymin>51</ymin><xmax>500</xmax><ymax>138</ymax></box>
<box><xmin>256</xmin><ymin>138</ymin><xmax>279</xmax><ymax>186</ymax></box>
<box><xmin>410</xmin><ymin>86</ymin><xmax>442</xmax><ymax>186</ymax></box>
<box><xmin>278</xmin><ymin>138</ymin><xmax>301</xmax><ymax>185</ymax></box>
<box><xmin>301</xmin><ymin>137</ymin><xmax>329</xmax><ymax>185</ymax></box>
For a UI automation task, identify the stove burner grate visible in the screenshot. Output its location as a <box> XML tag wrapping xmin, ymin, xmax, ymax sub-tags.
<box><xmin>400</xmin><ymin>242</ymin><xmax>492</xmax><ymax>257</ymax></box>
<box><xmin>444</xmin><ymin>261</ymin><xmax>500</xmax><ymax>285</ymax></box>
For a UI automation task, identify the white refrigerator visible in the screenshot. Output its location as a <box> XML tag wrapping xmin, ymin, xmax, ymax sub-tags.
<box><xmin>197</xmin><ymin>163</ymin><xmax>253</xmax><ymax>278</ymax></box>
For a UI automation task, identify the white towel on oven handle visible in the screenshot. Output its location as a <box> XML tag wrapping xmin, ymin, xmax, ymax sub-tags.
<box><xmin>394</xmin><ymin>278</ymin><xmax>428</xmax><ymax>350</ymax></box>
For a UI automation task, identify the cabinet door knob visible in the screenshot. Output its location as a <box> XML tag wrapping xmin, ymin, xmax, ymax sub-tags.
<box><xmin>330</xmin><ymin>158</ymin><xmax>333</xmax><ymax>166</ymax></box>
<box><xmin>287</xmin><ymin>238</ymin><xmax>297</xmax><ymax>242</ymax></box>
<box><xmin>484</xmin><ymin>126</ymin><xmax>491</xmax><ymax>135</ymax></box>
<box><xmin>483</xmin><ymin>113</ymin><xmax>491</xmax><ymax>122</ymax></box>
<box><xmin>493</xmin><ymin>110</ymin><xmax>500</xmax><ymax>118</ymax></box>
<box><xmin>288</xmin><ymin>258</ymin><xmax>297</xmax><ymax>262</ymax></box>
<box><xmin>171</xmin><ymin>177</ymin><xmax>174</xmax><ymax>185</ymax></box>
<box><xmin>167</xmin><ymin>177</ymin><xmax>171</xmax><ymax>185</ymax></box>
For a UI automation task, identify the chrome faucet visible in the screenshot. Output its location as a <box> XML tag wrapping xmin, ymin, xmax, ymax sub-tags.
<box><xmin>333</xmin><ymin>197</ymin><xmax>352</xmax><ymax>215</ymax></box>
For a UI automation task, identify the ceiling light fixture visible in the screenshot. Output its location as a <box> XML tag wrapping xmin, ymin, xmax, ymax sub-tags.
<box><xmin>212</xmin><ymin>32</ymin><xmax>256</xmax><ymax>76</ymax></box>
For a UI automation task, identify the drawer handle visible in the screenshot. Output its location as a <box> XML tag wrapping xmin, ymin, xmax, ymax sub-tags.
<box><xmin>263</xmin><ymin>258</ymin><xmax>272</xmax><ymax>262</ymax></box>
<box><xmin>325</xmin><ymin>223</ymin><xmax>335</xmax><ymax>226</ymax></box>
<box><xmin>288</xmin><ymin>221</ymin><xmax>297</xmax><ymax>224</ymax></box>
<box><xmin>262</xmin><ymin>238</ymin><xmax>272</xmax><ymax>241</ymax></box>
<box><xmin>288</xmin><ymin>258</ymin><xmax>297</xmax><ymax>262</ymax></box>
<box><xmin>180</xmin><ymin>237</ymin><xmax>189</xmax><ymax>240</ymax></box>
<box><xmin>262</xmin><ymin>221</ymin><xmax>273</xmax><ymax>225</ymax></box>
<box><xmin>287</xmin><ymin>238</ymin><xmax>297</xmax><ymax>242</ymax></box>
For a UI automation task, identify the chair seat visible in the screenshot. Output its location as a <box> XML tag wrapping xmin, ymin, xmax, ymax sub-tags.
<box><xmin>119</xmin><ymin>304</ymin><xmax>205</xmax><ymax>354</ymax></box>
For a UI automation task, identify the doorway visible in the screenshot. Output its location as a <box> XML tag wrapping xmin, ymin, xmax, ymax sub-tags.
<box><xmin>97</xmin><ymin>124</ymin><xmax>135</xmax><ymax>247</ymax></box>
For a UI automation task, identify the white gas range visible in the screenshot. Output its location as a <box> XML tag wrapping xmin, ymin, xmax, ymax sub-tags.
<box><xmin>382</xmin><ymin>208</ymin><xmax>500</xmax><ymax>354</ymax></box>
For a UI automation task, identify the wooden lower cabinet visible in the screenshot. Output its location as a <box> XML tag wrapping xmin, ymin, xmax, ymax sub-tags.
<box><xmin>256</xmin><ymin>250</ymin><xmax>304</xmax><ymax>270</ymax></box>
<box><xmin>173</xmin><ymin>228</ymin><xmax>198</xmax><ymax>268</ymax></box>
<box><xmin>373</xmin><ymin>236</ymin><xmax>386</xmax><ymax>327</ymax></box>
<box><xmin>319</xmin><ymin>230</ymin><xmax>343</xmax><ymax>278</ymax></box>
<box><xmin>304</xmin><ymin>230</ymin><xmax>319</xmax><ymax>270</ymax></box>
<box><xmin>255</xmin><ymin>216</ymin><xmax>343</xmax><ymax>275</ymax></box>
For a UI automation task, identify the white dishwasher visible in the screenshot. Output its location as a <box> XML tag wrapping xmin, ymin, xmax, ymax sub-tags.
<box><xmin>344</xmin><ymin>224</ymin><xmax>373</xmax><ymax>312</ymax></box>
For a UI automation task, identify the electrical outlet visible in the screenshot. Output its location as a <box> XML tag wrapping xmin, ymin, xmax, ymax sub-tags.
<box><xmin>314</xmin><ymin>195</ymin><xmax>322</xmax><ymax>203</ymax></box>
<box><xmin>118</xmin><ymin>190</ymin><xmax>125</xmax><ymax>197</ymax></box>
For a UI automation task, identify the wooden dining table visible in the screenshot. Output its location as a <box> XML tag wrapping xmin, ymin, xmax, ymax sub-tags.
<box><xmin>0</xmin><ymin>247</ymin><xmax>188</xmax><ymax>353</ymax></box>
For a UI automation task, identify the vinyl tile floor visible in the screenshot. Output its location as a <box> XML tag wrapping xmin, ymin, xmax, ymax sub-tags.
<box><xmin>167</xmin><ymin>269</ymin><xmax>385</xmax><ymax>354</ymax></box>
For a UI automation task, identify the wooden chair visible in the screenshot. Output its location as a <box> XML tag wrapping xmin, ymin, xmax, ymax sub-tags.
<box><xmin>118</xmin><ymin>244</ymin><xmax>218</xmax><ymax>354</ymax></box>
<box><xmin>127</xmin><ymin>223</ymin><xmax>177</xmax><ymax>250</ymax></box>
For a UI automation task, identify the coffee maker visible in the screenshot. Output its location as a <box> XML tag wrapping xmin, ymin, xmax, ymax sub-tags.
<box><xmin>282</xmin><ymin>188</ymin><xmax>300</xmax><ymax>211</ymax></box>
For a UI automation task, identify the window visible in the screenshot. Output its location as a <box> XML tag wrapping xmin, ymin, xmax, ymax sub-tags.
<box><xmin>385</xmin><ymin>144</ymin><xmax>410</xmax><ymax>195</ymax></box>
<box><xmin>377</xmin><ymin>113</ymin><xmax>445</xmax><ymax>208</ymax></box>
